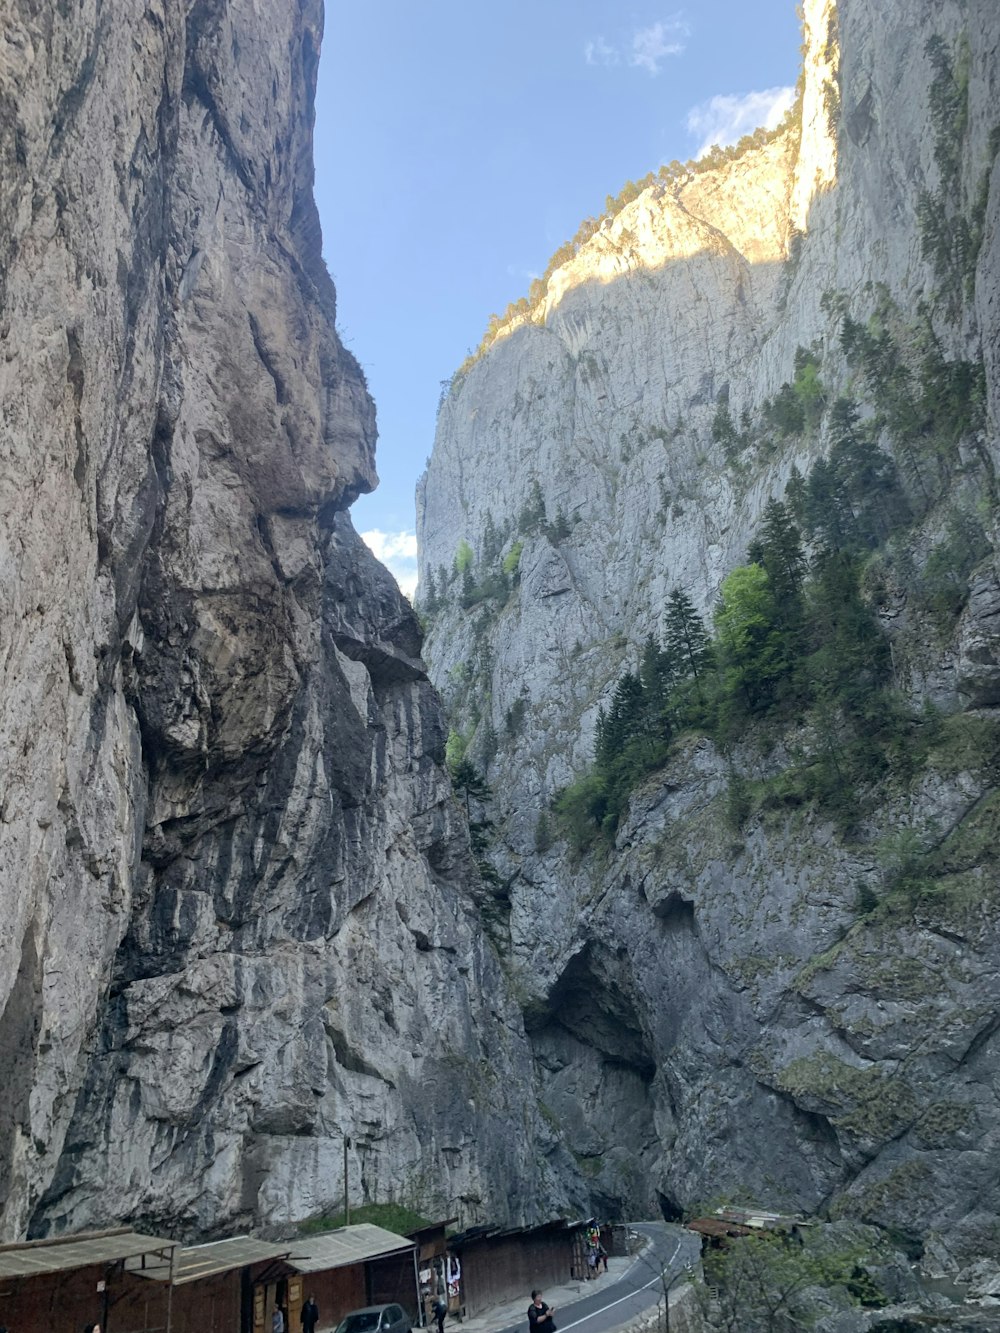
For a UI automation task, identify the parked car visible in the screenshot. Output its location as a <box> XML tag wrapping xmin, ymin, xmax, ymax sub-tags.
<box><xmin>334</xmin><ymin>1305</ymin><xmax>412</xmax><ymax>1333</ymax></box>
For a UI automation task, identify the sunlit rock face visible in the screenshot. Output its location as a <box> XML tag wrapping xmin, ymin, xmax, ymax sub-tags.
<box><xmin>0</xmin><ymin>0</ymin><xmax>555</xmax><ymax>1239</ymax></box>
<box><xmin>419</xmin><ymin>0</ymin><xmax>1000</xmax><ymax>1260</ymax></box>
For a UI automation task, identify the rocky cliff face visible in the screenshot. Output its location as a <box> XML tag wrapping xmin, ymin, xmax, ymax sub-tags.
<box><xmin>0</xmin><ymin>0</ymin><xmax>554</xmax><ymax>1240</ymax></box>
<box><xmin>418</xmin><ymin>0</ymin><xmax>1000</xmax><ymax>1265</ymax></box>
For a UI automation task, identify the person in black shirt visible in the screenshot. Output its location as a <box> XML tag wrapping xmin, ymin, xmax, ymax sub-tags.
<box><xmin>301</xmin><ymin>1297</ymin><xmax>320</xmax><ymax>1333</ymax></box>
<box><xmin>527</xmin><ymin>1290</ymin><xmax>556</xmax><ymax>1333</ymax></box>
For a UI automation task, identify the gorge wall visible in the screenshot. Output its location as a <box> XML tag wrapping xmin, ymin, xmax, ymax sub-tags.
<box><xmin>418</xmin><ymin>0</ymin><xmax>1000</xmax><ymax>1266</ymax></box>
<box><xmin>0</xmin><ymin>0</ymin><xmax>561</xmax><ymax>1240</ymax></box>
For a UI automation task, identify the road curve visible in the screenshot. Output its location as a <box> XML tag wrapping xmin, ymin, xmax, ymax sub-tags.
<box><xmin>493</xmin><ymin>1222</ymin><xmax>701</xmax><ymax>1333</ymax></box>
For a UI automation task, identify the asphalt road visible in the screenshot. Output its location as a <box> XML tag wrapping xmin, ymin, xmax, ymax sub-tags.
<box><xmin>492</xmin><ymin>1223</ymin><xmax>702</xmax><ymax>1333</ymax></box>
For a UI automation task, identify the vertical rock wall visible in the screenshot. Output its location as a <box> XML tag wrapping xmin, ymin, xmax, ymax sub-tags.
<box><xmin>0</xmin><ymin>0</ymin><xmax>551</xmax><ymax>1239</ymax></box>
<box><xmin>417</xmin><ymin>0</ymin><xmax>1000</xmax><ymax>1260</ymax></box>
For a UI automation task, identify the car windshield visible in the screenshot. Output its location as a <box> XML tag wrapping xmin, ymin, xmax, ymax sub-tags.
<box><xmin>336</xmin><ymin>1315</ymin><xmax>383</xmax><ymax>1333</ymax></box>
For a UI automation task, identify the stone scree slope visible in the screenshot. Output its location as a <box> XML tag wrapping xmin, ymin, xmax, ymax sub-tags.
<box><xmin>0</xmin><ymin>0</ymin><xmax>563</xmax><ymax>1240</ymax></box>
<box><xmin>418</xmin><ymin>0</ymin><xmax>1000</xmax><ymax>1262</ymax></box>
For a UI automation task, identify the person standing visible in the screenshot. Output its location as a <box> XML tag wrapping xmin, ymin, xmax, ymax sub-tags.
<box><xmin>433</xmin><ymin>1295</ymin><xmax>447</xmax><ymax>1333</ymax></box>
<box><xmin>301</xmin><ymin>1296</ymin><xmax>320</xmax><ymax>1333</ymax></box>
<box><xmin>527</xmin><ymin>1290</ymin><xmax>556</xmax><ymax>1333</ymax></box>
<box><xmin>272</xmin><ymin>1305</ymin><xmax>285</xmax><ymax>1333</ymax></box>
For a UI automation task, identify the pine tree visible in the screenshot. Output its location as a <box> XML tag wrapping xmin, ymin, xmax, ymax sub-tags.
<box><xmin>461</xmin><ymin>565</ymin><xmax>475</xmax><ymax>605</ymax></box>
<box><xmin>451</xmin><ymin>758</ymin><xmax>501</xmax><ymax>883</ymax></box>
<box><xmin>827</xmin><ymin>397</ymin><xmax>908</xmax><ymax>545</ymax></box>
<box><xmin>755</xmin><ymin>499</ymin><xmax>806</xmax><ymax>603</ymax></box>
<box><xmin>518</xmin><ymin>479</ymin><xmax>546</xmax><ymax>533</ymax></box>
<box><xmin>639</xmin><ymin>633</ymin><xmax>673</xmax><ymax>736</ymax></box>
<box><xmin>714</xmin><ymin>565</ymin><xmax>788</xmax><ymax>715</ymax></box>
<box><xmin>803</xmin><ymin>456</ymin><xmax>855</xmax><ymax>550</ymax></box>
<box><xmin>806</xmin><ymin>549</ymin><xmax>890</xmax><ymax>716</ymax></box>
<box><xmin>664</xmin><ymin>589</ymin><xmax>713</xmax><ymax>686</ymax></box>
<box><xmin>479</xmin><ymin>718</ymin><xmax>498</xmax><ymax>768</ymax></box>
<box><xmin>547</xmin><ymin>507</ymin><xmax>571</xmax><ymax>542</ymax></box>
<box><xmin>481</xmin><ymin>510</ymin><xmax>501</xmax><ymax>564</ymax></box>
<box><xmin>785</xmin><ymin>466</ymin><xmax>807</xmax><ymax>527</ymax></box>
<box><xmin>595</xmin><ymin>672</ymin><xmax>645</xmax><ymax>770</ymax></box>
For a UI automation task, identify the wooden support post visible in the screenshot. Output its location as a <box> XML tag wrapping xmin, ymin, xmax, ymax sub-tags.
<box><xmin>344</xmin><ymin>1136</ymin><xmax>351</xmax><ymax>1225</ymax></box>
<box><xmin>165</xmin><ymin>1244</ymin><xmax>175</xmax><ymax>1333</ymax></box>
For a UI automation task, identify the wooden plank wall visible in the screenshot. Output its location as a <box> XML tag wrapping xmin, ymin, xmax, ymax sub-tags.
<box><xmin>367</xmin><ymin>1252</ymin><xmax>419</xmax><ymax>1322</ymax></box>
<box><xmin>0</xmin><ymin>1262</ymin><xmax>179</xmax><ymax>1333</ymax></box>
<box><xmin>295</xmin><ymin>1262</ymin><xmax>365</xmax><ymax>1333</ymax></box>
<box><xmin>459</xmin><ymin>1234</ymin><xmax>574</xmax><ymax>1318</ymax></box>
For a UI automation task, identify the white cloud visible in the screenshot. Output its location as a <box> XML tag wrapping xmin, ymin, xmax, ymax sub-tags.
<box><xmin>585</xmin><ymin>16</ymin><xmax>687</xmax><ymax>74</ymax></box>
<box><xmin>585</xmin><ymin>36</ymin><xmax>619</xmax><ymax>67</ymax></box>
<box><xmin>361</xmin><ymin>528</ymin><xmax>417</xmax><ymax>562</ymax></box>
<box><xmin>685</xmin><ymin>85</ymin><xmax>796</xmax><ymax>157</ymax></box>
<box><xmin>361</xmin><ymin>528</ymin><xmax>418</xmax><ymax>600</ymax></box>
<box><xmin>629</xmin><ymin>19</ymin><xmax>688</xmax><ymax>74</ymax></box>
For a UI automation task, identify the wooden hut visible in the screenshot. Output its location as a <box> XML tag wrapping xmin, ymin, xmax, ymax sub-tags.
<box><xmin>125</xmin><ymin>1234</ymin><xmax>293</xmax><ymax>1333</ymax></box>
<box><xmin>0</xmin><ymin>1226</ymin><xmax>177</xmax><ymax>1332</ymax></box>
<box><xmin>406</xmin><ymin>1217</ymin><xmax>458</xmax><ymax>1327</ymax></box>
<box><xmin>285</xmin><ymin>1223</ymin><xmax>420</xmax><ymax>1331</ymax></box>
<box><xmin>449</xmin><ymin>1220</ymin><xmax>584</xmax><ymax>1318</ymax></box>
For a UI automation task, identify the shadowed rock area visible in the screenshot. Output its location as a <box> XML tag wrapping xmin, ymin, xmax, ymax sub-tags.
<box><xmin>0</xmin><ymin>0</ymin><xmax>559</xmax><ymax>1239</ymax></box>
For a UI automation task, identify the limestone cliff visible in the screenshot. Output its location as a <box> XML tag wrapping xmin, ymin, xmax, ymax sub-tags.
<box><xmin>418</xmin><ymin>0</ymin><xmax>1000</xmax><ymax>1265</ymax></box>
<box><xmin>0</xmin><ymin>0</ymin><xmax>554</xmax><ymax>1239</ymax></box>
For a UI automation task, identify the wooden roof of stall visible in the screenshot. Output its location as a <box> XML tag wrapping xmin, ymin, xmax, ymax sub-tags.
<box><xmin>128</xmin><ymin>1235</ymin><xmax>293</xmax><ymax>1284</ymax></box>
<box><xmin>0</xmin><ymin>1227</ymin><xmax>176</xmax><ymax>1280</ymax></box>
<box><xmin>406</xmin><ymin>1218</ymin><xmax>458</xmax><ymax>1242</ymax></box>
<box><xmin>686</xmin><ymin>1217</ymin><xmax>751</xmax><ymax>1239</ymax></box>
<box><xmin>288</xmin><ymin>1223</ymin><xmax>416</xmax><ymax>1274</ymax></box>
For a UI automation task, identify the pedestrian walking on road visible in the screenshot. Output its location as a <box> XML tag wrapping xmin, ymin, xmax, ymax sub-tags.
<box><xmin>527</xmin><ymin>1290</ymin><xmax>556</xmax><ymax>1333</ymax></box>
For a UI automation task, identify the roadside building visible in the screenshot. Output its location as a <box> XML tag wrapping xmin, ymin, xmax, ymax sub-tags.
<box><xmin>0</xmin><ymin>1226</ymin><xmax>177</xmax><ymax>1332</ymax></box>
<box><xmin>449</xmin><ymin>1220</ymin><xmax>588</xmax><ymax>1317</ymax></box>
<box><xmin>282</xmin><ymin>1223</ymin><xmax>420</xmax><ymax>1332</ymax></box>
<box><xmin>406</xmin><ymin>1217</ymin><xmax>458</xmax><ymax>1326</ymax></box>
<box><xmin>684</xmin><ymin>1216</ymin><xmax>752</xmax><ymax>1250</ymax></box>
<box><xmin>686</xmin><ymin>1206</ymin><xmax>810</xmax><ymax>1253</ymax></box>
<box><xmin>0</xmin><ymin>1221</ymin><xmax>421</xmax><ymax>1333</ymax></box>
<box><xmin>136</xmin><ymin>1222</ymin><xmax>421</xmax><ymax>1333</ymax></box>
<box><xmin>126</xmin><ymin>1234</ymin><xmax>294</xmax><ymax>1332</ymax></box>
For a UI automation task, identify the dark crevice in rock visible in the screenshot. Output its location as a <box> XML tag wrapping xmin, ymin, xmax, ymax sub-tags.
<box><xmin>657</xmin><ymin>1190</ymin><xmax>684</xmax><ymax>1222</ymax></box>
<box><xmin>66</xmin><ymin>325</ymin><xmax>87</xmax><ymax>493</ymax></box>
<box><xmin>29</xmin><ymin>992</ymin><xmax>129</xmax><ymax>1236</ymax></box>
<box><xmin>183</xmin><ymin>1</ymin><xmax>256</xmax><ymax>196</ymax></box>
<box><xmin>650</xmin><ymin>888</ymin><xmax>695</xmax><ymax>926</ymax></box>
<box><xmin>531</xmin><ymin>942</ymin><xmax>657</xmax><ymax>1079</ymax></box>
<box><xmin>0</xmin><ymin>927</ymin><xmax>43</xmax><ymax>1208</ymax></box>
<box><xmin>248</xmin><ymin>312</ymin><xmax>289</xmax><ymax>405</ymax></box>
<box><xmin>323</xmin><ymin>1019</ymin><xmax>389</xmax><ymax>1085</ymax></box>
<box><xmin>50</xmin><ymin>2</ymin><xmax>108</xmax><ymax>153</ymax></box>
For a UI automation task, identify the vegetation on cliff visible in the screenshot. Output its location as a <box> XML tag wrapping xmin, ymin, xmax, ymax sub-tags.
<box><xmin>553</xmin><ymin>291</ymin><xmax>991</xmax><ymax>858</ymax></box>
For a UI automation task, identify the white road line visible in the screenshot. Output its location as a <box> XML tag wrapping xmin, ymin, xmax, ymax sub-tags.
<box><xmin>554</xmin><ymin>1237</ymin><xmax>684</xmax><ymax>1333</ymax></box>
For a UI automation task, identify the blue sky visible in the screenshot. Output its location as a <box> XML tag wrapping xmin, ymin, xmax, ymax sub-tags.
<box><xmin>313</xmin><ymin>2</ymin><xmax>802</xmax><ymax>594</ymax></box>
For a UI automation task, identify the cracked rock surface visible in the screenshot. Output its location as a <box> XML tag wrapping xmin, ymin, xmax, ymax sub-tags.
<box><xmin>0</xmin><ymin>0</ymin><xmax>557</xmax><ymax>1239</ymax></box>
<box><xmin>418</xmin><ymin>0</ymin><xmax>1000</xmax><ymax>1263</ymax></box>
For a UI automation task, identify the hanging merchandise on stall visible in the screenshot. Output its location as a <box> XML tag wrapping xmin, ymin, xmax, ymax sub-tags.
<box><xmin>446</xmin><ymin>1253</ymin><xmax>462</xmax><ymax>1314</ymax></box>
